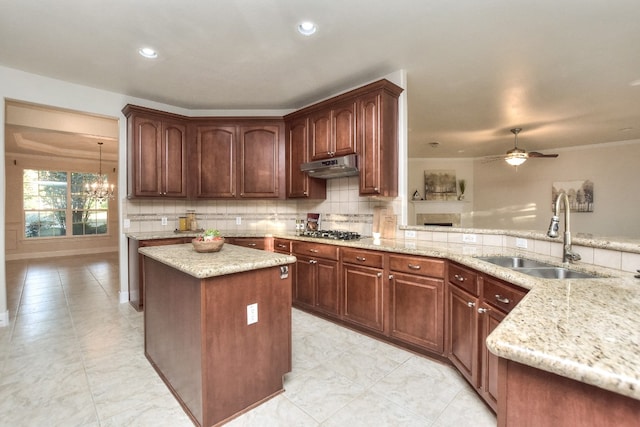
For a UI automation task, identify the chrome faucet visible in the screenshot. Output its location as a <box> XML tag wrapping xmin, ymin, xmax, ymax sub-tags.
<box><xmin>547</xmin><ymin>191</ymin><xmax>581</xmax><ymax>263</ymax></box>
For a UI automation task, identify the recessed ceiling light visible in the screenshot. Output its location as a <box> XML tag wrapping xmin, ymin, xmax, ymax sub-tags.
<box><xmin>138</xmin><ymin>47</ymin><xmax>158</xmax><ymax>59</ymax></box>
<box><xmin>297</xmin><ymin>21</ymin><xmax>317</xmax><ymax>36</ymax></box>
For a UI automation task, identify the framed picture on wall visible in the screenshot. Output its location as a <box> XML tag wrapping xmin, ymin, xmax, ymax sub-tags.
<box><xmin>424</xmin><ymin>170</ymin><xmax>457</xmax><ymax>201</ymax></box>
<box><xmin>552</xmin><ymin>180</ymin><xmax>594</xmax><ymax>212</ymax></box>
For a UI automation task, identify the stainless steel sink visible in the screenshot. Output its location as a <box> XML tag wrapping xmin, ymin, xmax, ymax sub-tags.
<box><xmin>515</xmin><ymin>267</ymin><xmax>600</xmax><ymax>279</ymax></box>
<box><xmin>477</xmin><ymin>256</ymin><xmax>554</xmax><ymax>269</ymax></box>
<box><xmin>476</xmin><ymin>256</ymin><xmax>602</xmax><ymax>279</ymax></box>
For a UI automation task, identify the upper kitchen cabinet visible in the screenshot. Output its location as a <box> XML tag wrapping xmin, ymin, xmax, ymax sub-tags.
<box><xmin>309</xmin><ymin>100</ymin><xmax>357</xmax><ymax>160</ymax></box>
<box><xmin>190</xmin><ymin>120</ymin><xmax>285</xmax><ymax>199</ymax></box>
<box><xmin>285</xmin><ymin>79</ymin><xmax>403</xmax><ymax>197</ymax></box>
<box><xmin>357</xmin><ymin>80</ymin><xmax>403</xmax><ymax>197</ymax></box>
<box><xmin>123</xmin><ymin>105</ymin><xmax>188</xmax><ymax>199</ymax></box>
<box><xmin>191</xmin><ymin>124</ymin><xmax>237</xmax><ymax>198</ymax></box>
<box><xmin>285</xmin><ymin>116</ymin><xmax>326</xmax><ymax>199</ymax></box>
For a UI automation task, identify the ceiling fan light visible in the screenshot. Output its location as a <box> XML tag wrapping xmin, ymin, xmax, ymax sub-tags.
<box><xmin>505</xmin><ymin>153</ymin><xmax>527</xmax><ymax>166</ymax></box>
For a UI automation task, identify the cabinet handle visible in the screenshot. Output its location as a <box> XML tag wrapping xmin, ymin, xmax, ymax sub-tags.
<box><xmin>309</xmin><ymin>259</ymin><xmax>318</xmax><ymax>264</ymax></box>
<box><xmin>277</xmin><ymin>244</ymin><xmax>287</xmax><ymax>248</ymax></box>
<box><xmin>356</xmin><ymin>256</ymin><xmax>366</xmax><ymax>262</ymax></box>
<box><xmin>248</xmin><ymin>243</ymin><xmax>257</xmax><ymax>247</ymax></box>
<box><xmin>309</xmin><ymin>249</ymin><xmax>319</xmax><ymax>253</ymax></box>
<box><xmin>478</xmin><ymin>308</ymin><xmax>488</xmax><ymax>314</ymax></box>
<box><xmin>495</xmin><ymin>294</ymin><xmax>511</xmax><ymax>304</ymax></box>
<box><xmin>377</xmin><ymin>272</ymin><xmax>382</xmax><ymax>278</ymax></box>
<box><xmin>467</xmin><ymin>301</ymin><xmax>476</xmax><ymax>308</ymax></box>
<box><xmin>408</xmin><ymin>264</ymin><xmax>421</xmax><ymax>270</ymax></box>
<box><xmin>388</xmin><ymin>274</ymin><xmax>394</xmax><ymax>280</ymax></box>
<box><xmin>454</xmin><ymin>274</ymin><xmax>465</xmax><ymax>282</ymax></box>
<box><xmin>303</xmin><ymin>191</ymin><xmax>308</xmax><ymax>196</ymax></box>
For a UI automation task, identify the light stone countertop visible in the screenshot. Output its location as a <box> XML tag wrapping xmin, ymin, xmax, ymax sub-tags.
<box><xmin>131</xmin><ymin>230</ymin><xmax>640</xmax><ymax>400</ymax></box>
<box><xmin>138</xmin><ymin>242</ymin><xmax>296</xmax><ymax>279</ymax></box>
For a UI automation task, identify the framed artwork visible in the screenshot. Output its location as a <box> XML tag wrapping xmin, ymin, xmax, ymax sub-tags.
<box><xmin>552</xmin><ymin>180</ymin><xmax>594</xmax><ymax>212</ymax></box>
<box><xmin>424</xmin><ymin>170</ymin><xmax>457</xmax><ymax>201</ymax></box>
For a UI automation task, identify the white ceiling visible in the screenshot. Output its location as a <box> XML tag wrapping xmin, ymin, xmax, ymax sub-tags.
<box><xmin>1</xmin><ymin>0</ymin><xmax>640</xmax><ymax>158</ymax></box>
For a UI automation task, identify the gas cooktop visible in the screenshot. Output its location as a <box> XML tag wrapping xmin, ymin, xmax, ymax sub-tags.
<box><xmin>301</xmin><ymin>230</ymin><xmax>361</xmax><ymax>241</ymax></box>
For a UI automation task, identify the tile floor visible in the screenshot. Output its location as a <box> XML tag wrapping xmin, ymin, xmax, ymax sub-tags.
<box><xmin>1</xmin><ymin>253</ymin><xmax>496</xmax><ymax>426</ymax></box>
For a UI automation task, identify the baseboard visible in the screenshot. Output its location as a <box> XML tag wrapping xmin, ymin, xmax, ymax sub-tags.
<box><xmin>5</xmin><ymin>246</ymin><xmax>118</xmax><ymax>261</ymax></box>
<box><xmin>0</xmin><ymin>310</ymin><xmax>9</xmax><ymax>328</ymax></box>
<box><xmin>119</xmin><ymin>290</ymin><xmax>129</xmax><ymax>304</ymax></box>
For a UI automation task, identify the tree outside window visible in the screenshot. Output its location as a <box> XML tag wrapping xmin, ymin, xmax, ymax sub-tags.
<box><xmin>24</xmin><ymin>169</ymin><xmax>109</xmax><ymax>238</ymax></box>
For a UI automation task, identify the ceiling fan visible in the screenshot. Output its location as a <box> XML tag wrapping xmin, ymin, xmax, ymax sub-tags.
<box><xmin>485</xmin><ymin>128</ymin><xmax>559</xmax><ymax>166</ymax></box>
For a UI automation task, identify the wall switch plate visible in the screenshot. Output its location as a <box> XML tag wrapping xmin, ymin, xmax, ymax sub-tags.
<box><xmin>462</xmin><ymin>233</ymin><xmax>477</xmax><ymax>243</ymax></box>
<box><xmin>516</xmin><ymin>238</ymin><xmax>528</xmax><ymax>249</ymax></box>
<box><xmin>161</xmin><ymin>217</ymin><xmax>168</xmax><ymax>226</ymax></box>
<box><xmin>123</xmin><ymin>219</ymin><xmax>131</xmax><ymax>228</ymax></box>
<box><xmin>236</xmin><ymin>216</ymin><xmax>242</xmax><ymax>225</ymax></box>
<box><xmin>404</xmin><ymin>230</ymin><xmax>417</xmax><ymax>239</ymax></box>
<box><xmin>247</xmin><ymin>303</ymin><xmax>258</xmax><ymax>325</ymax></box>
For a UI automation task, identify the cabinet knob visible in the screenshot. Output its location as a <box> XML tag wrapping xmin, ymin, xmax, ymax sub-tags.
<box><xmin>454</xmin><ymin>274</ymin><xmax>465</xmax><ymax>282</ymax></box>
<box><xmin>467</xmin><ymin>301</ymin><xmax>476</xmax><ymax>308</ymax></box>
<box><xmin>408</xmin><ymin>264</ymin><xmax>421</xmax><ymax>270</ymax></box>
<box><xmin>377</xmin><ymin>272</ymin><xmax>382</xmax><ymax>278</ymax></box>
<box><xmin>309</xmin><ymin>259</ymin><xmax>318</xmax><ymax>264</ymax></box>
<box><xmin>478</xmin><ymin>307</ymin><xmax>488</xmax><ymax>314</ymax></box>
<box><xmin>356</xmin><ymin>256</ymin><xmax>366</xmax><ymax>262</ymax></box>
<box><xmin>309</xmin><ymin>249</ymin><xmax>319</xmax><ymax>253</ymax></box>
<box><xmin>388</xmin><ymin>274</ymin><xmax>394</xmax><ymax>280</ymax></box>
<box><xmin>495</xmin><ymin>294</ymin><xmax>511</xmax><ymax>304</ymax></box>
<box><xmin>303</xmin><ymin>191</ymin><xmax>308</xmax><ymax>196</ymax></box>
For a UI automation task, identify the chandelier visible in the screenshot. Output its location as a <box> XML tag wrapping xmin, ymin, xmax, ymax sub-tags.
<box><xmin>85</xmin><ymin>142</ymin><xmax>115</xmax><ymax>202</ymax></box>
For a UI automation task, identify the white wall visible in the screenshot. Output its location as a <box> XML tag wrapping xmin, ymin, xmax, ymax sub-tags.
<box><xmin>473</xmin><ymin>140</ymin><xmax>640</xmax><ymax>238</ymax></box>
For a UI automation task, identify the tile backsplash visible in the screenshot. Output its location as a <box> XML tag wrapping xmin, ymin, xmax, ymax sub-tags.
<box><xmin>123</xmin><ymin>176</ymin><xmax>402</xmax><ymax>237</ymax></box>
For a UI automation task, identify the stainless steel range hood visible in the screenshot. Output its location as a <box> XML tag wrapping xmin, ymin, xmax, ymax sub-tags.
<box><xmin>300</xmin><ymin>154</ymin><xmax>359</xmax><ymax>179</ymax></box>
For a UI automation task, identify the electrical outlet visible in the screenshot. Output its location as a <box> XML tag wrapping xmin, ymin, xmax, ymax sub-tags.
<box><xmin>247</xmin><ymin>303</ymin><xmax>258</xmax><ymax>325</ymax></box>
<box><xmin>462</xmin><ymin>233</ymin><xmax>477</xmax><ymax>243</ymax></box>
<box><xmin>161</xmin><ymin>217</ymin><xmax>168</xmax><ymax>226</ymax></box>
<box><xmin>123</xmin><ymin>219</ymin><xmax>131</xmax><ymax>228</ymax></box>
<box><xmin>236</xmin><ymin>216</ymin><xmax>242</xmax><ymax>225</ymax></box>
<box><xmin>516</xmin><ymin>238</ymin><xmax>528</xmax><ymax>249</ymax></box>
<box><xmin>404</xmin><ymin>230</ymin><xmax>417</xmax><ymax>239</ymax></box>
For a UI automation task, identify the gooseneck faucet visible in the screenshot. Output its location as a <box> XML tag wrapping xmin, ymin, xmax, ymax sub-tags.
<box><xmin>547</xmin><ymin>191</ymin><xmax>581</xmax><ymax>263</ymax></box>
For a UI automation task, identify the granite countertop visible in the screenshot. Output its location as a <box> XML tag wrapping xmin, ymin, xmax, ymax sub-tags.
<box><xmin>138</xmin><ymin>242</ymin><xmax>296</xmax><ymax>279</ymax></box>
<box><xmin>131</xmin><ymin>230</ymin><xmax>640</xmax><ymax>400</ymax></box>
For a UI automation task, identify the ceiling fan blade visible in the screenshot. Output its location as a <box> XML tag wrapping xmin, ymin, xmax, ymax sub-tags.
<box><xmin>528</xmin><ymin>151</ymin><xmax>558</xmax><ymax>158</ymax></box>
<box><xmin>481</xmin><ymin>156</ymin><xmax>504</xmax><ymax>163</ymax></box>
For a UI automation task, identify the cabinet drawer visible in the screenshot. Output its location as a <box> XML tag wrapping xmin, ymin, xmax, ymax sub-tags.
<box><xmin>292</xmin><ymin>241</ymin><xmax>339</xmax><ymax>260</ymax></box>
<box><xmin>227</xmin><ymin>237</ymin><xmax>266</xmax><ymax>250</ymax></box>
<box><xmin>273</xmin><ymin>238</ymin><xmax>291</xmax><ymax>253</ymax></box>
<box><xmin>448</xmin><ymin>263</ymin><xmax>479</xmax><ymax>296</ymax></box>
<box><xmin>389</xmin><ymin>255</ymin><xmax>444</xmax><ymax>278</ymax></box>
<box><xmin>483</xmin><ymin>276</ymin><xmax>526</xmax><ymax>314</ymax></box>
<box><xmin>341</xmin><ymin>248</ymin><xmax>384</xmax><ymax>268</ymax></box>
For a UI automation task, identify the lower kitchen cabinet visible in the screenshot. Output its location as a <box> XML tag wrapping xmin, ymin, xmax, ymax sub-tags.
<box><xmin>225</xmin><ymin>237</ymin><xmax>268</xmax><ymax>250</ymax></box>
<box><xmin>342</xmin><ymin>248</ymin><xmax>386</xmax><ymax>333</ymax></box>
<box><xmin>291</xmin><ymin>241</ymin><xmax>340</xmax><ymax>318</ymax></box>
<box><xmin>389</xmin><ymin>254</ymin><xmax>445</xmax><ymax>353</ymax></box>
<box><xmin>448</xmin><ymin>281</ymin><xmax>480</xmax><ymax>386</ymax></box>
<box><xmin>127</xmin><ymin>236</ymin><xmax>191</xmax><ymax>311</ymax></box>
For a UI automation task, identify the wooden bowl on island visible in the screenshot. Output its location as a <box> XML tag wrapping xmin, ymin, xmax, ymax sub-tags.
<box><xmin>192</xmin><ymin>237</ymin><xmax>224</xmax><ymax>253</ymax></box>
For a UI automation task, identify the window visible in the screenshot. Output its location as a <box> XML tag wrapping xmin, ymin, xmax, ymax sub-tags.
<box><xmin>24</xmin><ymin>169</ymin><xmax>109</xmax><ymax>238</ymax></box>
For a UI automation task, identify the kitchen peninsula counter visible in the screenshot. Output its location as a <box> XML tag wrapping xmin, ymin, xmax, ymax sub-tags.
<box><xmin>132</xmin><ymin>230</ymin><xmax>640</xmax><ymax>404</ymax></box>
<box><xmin>139</xmin><ymin>243</ymin><xmax>295</xmax><ymax>427</ymax></box>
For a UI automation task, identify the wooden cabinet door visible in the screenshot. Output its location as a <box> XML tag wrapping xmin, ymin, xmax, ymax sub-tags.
<box><xmin>161</xmin><ymin>120</ymin><xmax>188</xmax><ymax>197</ymax></box>
<box><xmin>479</xmin><ymin>303</ymin><xmax>504</xmax><ymax>412</ymax></box>
<box><xmin>343</xmin><ymin>263</ymin><xmax>385</xmax><ymax>332</ymax></box>
<box><xmin>192</xmin><ymin>125</ymin><xmax>237</xmax><ymax>198</ymax></box>
<box><xmin>286</xmin><ymin>117</ymin><xmax>326</xmax><ymax>199</ymax></box>
<box><xmin>315</xmin><ymin>258</ymin><xmax>340</xmax><ymax>317</ymax></box>
<box><xmin>390</xmin><ymin>272</ymin><xmax>444</xmax><ymax>353</ymax></box>
<box><xmin>332</xmin><ymin>100</ymin><xmax>357</xmax><ymax>157</ymax></box>
<box><xmin>293</xmin><ymin>255</ymin><xmax>316</xmax><ymax>309</ymax></box>
<box><xmin>309</xmin><ymin>109</ymin><xmax>332</xmax><ymax>160</ymax></box>
<box><xmin>239</xmin><ymin>125</ymin><xmax>283</xmax><ymax>198</ymax></box>
<box><xmin>448</xmin><ymin>283</ymin><xmax>479</xmax><ymax>387</ymax></box>
<box><xmin>131</xmin><ymin>115</ymin><xmax>162</xmax><ymax>197</ymax></box>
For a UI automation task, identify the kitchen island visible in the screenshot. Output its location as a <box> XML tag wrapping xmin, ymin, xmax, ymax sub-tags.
<box><xmin>139</xmin><ymin>243</ymin><xmax>296</xmax><ymax>427</ymax></box>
